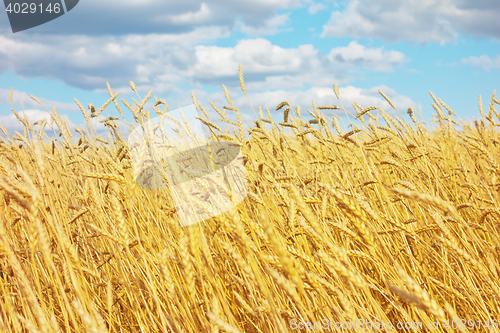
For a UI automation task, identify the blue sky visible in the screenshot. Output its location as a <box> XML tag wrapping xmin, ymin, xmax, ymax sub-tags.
<box><xmin>1</xmin><ymin>0</ymin><xmax>499</xmax><ymax>135</ymax></box>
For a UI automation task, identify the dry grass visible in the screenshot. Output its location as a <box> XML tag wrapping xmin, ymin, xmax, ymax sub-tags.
<box><xmin>1</xmin><ymin>71</ymin><xmax>500</xmax><ymax>332</ymax></box>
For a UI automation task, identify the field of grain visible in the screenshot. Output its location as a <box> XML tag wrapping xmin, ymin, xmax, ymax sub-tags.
<box><xmin>1</xmin><ymin>68</ymin><xmax>500</xmax><ymax>332</ymax></box>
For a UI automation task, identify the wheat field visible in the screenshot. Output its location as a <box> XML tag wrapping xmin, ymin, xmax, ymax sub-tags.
<box><xmin>0</xmin><ymin>67</ymin><xmax>500</xmax><ymax>332</ymax></box>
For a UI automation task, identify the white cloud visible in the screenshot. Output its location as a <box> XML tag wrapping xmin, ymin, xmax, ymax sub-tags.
<box><xmin>189</xmin><ymin>84</ymin><xmax>415</xmax><ymax>124</ymax></box>
<box><xmin>189</xmin><ymin>38</ymin><xmax>323</xmax><ymax>80</ymax></box>
<box><xmin>308</xmin><ymin>2</ymin><xmax>327</xmax><ymax>14</ymax></box>
<box><xmin>0</xmin><ymin>32</ymin><xmax>409</xmax><ymax>115</ymax></box>
<box><xmin>3</xmin><ymin>0</ymin><xmax>497</xmax><ymax>45</ymax></box>
<box><xmin>0</xmin><ymin>19</ymin><xmax>413</xmax><ymax>136</ymax></box>
<box><xmin>0</xmin><ymin>87</ymin><xmax>415</xmax><ymax>141</ymax></box>
<box><xmin>187</xmin><ymin>39</ymin><xmax>404</xmax><ymax>90</ymax></box>
<box><xmin>0</xmin><ymin>108</ymin><xmax>118</xmax><ymax>141</ymax></box>
<box><xmin>241</xmin><ymin>0</ymin><xmax>303</xmax><ymax>6</ymax></box>
<box><xmin>239</xmin><ymin>13</ymin><xmax>292</xmax><ymax>36</ymax></box>
<box><xmin>0</xmin><ymin>89</ymin><xmax>79</xmax><ymax>112</ymax></box>
<box><xmin>335</xmin><ymin>85</ymin><xmax>415</xmax><ymax>114</ymax></box>
<box><xmin>0</xmin><ymin>0</ymin><xmax>308</xmax><ymax>36</ymax></box>
<box><xmin>149</xmin><ymin>83</ymin><xmax>414</xmax><ymax>141</ymax></box>
<box><xmin>165</xmin><ymin>3</ymin><xmax>213</xmax><ymax>25</ymax></box>
<box><xmin>0</xmin><ymin>109</ymin><xmax>78</xmax><ymax>133</ymax></box>
<box><xmin>462</xmin><ymin>55</ymin><xmax>500</xmax><ymax>71</ymax></box>
<box><xmin>321</xmin><ymin>0</ymin><xmax>500</xmax><ymax>43</ymax></box>
<box><xmin>328</xmin><ymin>41</ymin><xmax>405</xmax><ymax>72</ymax></box>
<box><xmin>0</xmin><ymin>27</ymin><xmax>231</xmax><ymax>91</ymax></box>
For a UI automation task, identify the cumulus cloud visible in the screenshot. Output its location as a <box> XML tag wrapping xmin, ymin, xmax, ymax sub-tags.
<box><xmin>0</xmin><ymin>108</ymin><xmax>117</xmax><ymax>140</ymax></box>
<box><xmin>0</xmin><ymin>86</ymin><xmax>415</xmax><ymax>141</ymax></box>
<box><xmin>321</xmin><ymin>0</ymin><xmax>500</xmax><ymax>43</ymax></box>
<box><xmin>189</xmin><ymin>83</ymin><xmax>415</xmax><ymax>124</ymax></box>
<box><xmin>188</xmin><ymin>38</ymin><xmax>406</xmax><ymax>90</ymax></box>
<box><xmin>0</xmin><ymin>0</ymin><xmax>425</xmax><ymax>139</ymax></box>
<box><xmin>0</xmin><ymin>89</ymin><xmax>79</xmax><ymax>112</ymax></box>
<box><xmin>0</xmin><ymin>0</ymin><xmax>412</xmax><ymax>113</ymax></box>
<box><xmin>189</xmin><ymin>38</ymin><xmax>322</xmax><ymax>80</ymax></box>
<box><xmin>0</xmin><ymin>109</ymin><xmax>77</xmax><ymax>133</ymax></box>
<box><xmin>165</xmin><ymin>3</ymin><xmax>213</xmax><ymax>25</ymax></box>
<box><xmin>308</xmin><ymin>3</ymin><xmax>327</xmax><ymax>14</ymax></box>
<box><xmin>0</xmin><ymin>34</ymin><xmax>406</xmax><ymax>98</ymax></box>
<box><xmin>462</xmin><ymin>55</ymin><xmax>500</xmax><ymax>71</ymax></box>
<box><xmin>152</xmin><ymin>83</ymin><xmax>413</xmax><ymax>140</ymax></box>
<box><xmin>0</xmin><ymin>0</ymin><xmax>417</xmax><ymax>131</ymax></box>
<box><xmin>0</xmin><ymin>0</ymin><xmax>307</xmax><ymax>36</ymax></box>
<box><xmin>334</xmin><ymin>85</ymin><xmax>415</xmax><ymax>114</ymax></box>
<box><xmin>239</xmin><ymin>13</ymin><xmax>292</xmax><ymax>36</ymax></box>
<box><xmin>0</xmin><ymin>27</ymin><xmax>230</xmax><ymax>91</ymax></box>
<box><xmin>328</xmin><ymin>41</ymin><xmax>405</xmax><ymax>72</ymax></box>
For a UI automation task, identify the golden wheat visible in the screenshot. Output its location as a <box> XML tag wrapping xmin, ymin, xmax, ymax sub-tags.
<box><xmin>1</xmin><ymin>72</ymin><xmax>500</xmax><ymax>333</ymax></box>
